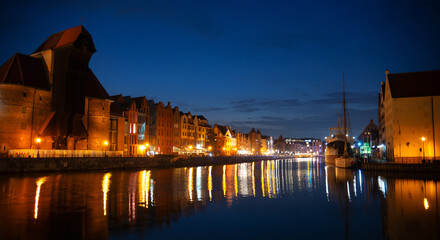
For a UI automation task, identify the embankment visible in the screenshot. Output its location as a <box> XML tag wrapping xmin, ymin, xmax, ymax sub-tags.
<box><xmin>0</xmin><ymin>155</ymin><xmax>279</xmax><ymax>173</ymax></box>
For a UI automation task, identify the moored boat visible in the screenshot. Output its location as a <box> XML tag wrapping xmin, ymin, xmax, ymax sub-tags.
<box><xmin>335</xmin><ymin>73</ymin><xmax>357</xmax><ymax>168</ymax></box>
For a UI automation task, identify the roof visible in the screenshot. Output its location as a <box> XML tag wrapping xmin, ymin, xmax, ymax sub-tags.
<box><xmin>34</xmin><ymin>25</ymin><xmax>96</xmax><ymax>53</ymax></box>
<box><xmin>84</xmin><ymin>69</ymin><xmax>109</xmax><ymax>99</ymax></box>
<box><xmin>196</xmin><ymin>115</ymin><xmax>207</xmax><ymax>121</ymax></box>
<box><xmin>110</xmin><ymin>95</ymin><xmax>133</xmax><ymax>111</ymax></box>
<box><xmin>110</xmin><ymin>102</ymin><xmax>122</xmax><ymax>116</ymax></box>
<box><xmin>133</xmin><ymin>96</ymin><xmax>147</xmax><ymax>110</ymax></box>
<box><xmin>388</xmin><ymin>70</ymin><xmax>440</xmax><ymax>98</ymax></box>
<box><xmin>0</xmin><ymin>53</ymin><xmax>50</xmax><ymax>90</ymax></box>
<box><xmin>216</xmin><ymin>125</ymin><xmax>229</xmax><ymax>135</ymax></box>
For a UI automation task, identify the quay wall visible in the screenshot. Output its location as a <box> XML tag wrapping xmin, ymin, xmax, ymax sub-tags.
<box><xmin>361</xmin><ymin>162</ymin><xmax>440</xmax><ymax>173</ymax></box>
<box><xmin>0</xmin><ymin>155</ymin><xmax>278</xmax><ymax>173</ymax></box>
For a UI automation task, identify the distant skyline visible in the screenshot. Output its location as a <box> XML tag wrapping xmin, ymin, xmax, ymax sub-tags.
<box><xmin>1</xmin><ymin>0</ymin><xmax>439</xmax><ymax>138</ymax></box>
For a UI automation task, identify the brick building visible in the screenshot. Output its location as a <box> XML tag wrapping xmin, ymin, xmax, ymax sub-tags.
<box><xmin>0</xmin><ymin>26</ymin><xmax>111</xmax><ymax>156</ymax></box>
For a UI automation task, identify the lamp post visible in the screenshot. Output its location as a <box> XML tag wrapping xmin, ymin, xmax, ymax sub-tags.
<box><xmin>36</xmin><ymin>138</ymin><xmax>41</xmax><ymax>158</ymax></box>
<box><xmin>103</xmin><ymin>141</ymin><xmax>109</xmax><ymax>157</ymax></box>
<box><xmin>422</xmin><ymin>137</ymin><xmax>426</xmax><ymax>162</ymax></box>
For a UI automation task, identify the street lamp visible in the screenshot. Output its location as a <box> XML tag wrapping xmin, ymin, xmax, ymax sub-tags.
<box><xmin>103</xmin><ymin>141</ymin><xmax>109</xmax><ymax>157</ymax></box>
<box><xmin>139</xmin><ymin>145</ymin><xmax>146</xmax><ymax>156</ymax></box>
<box><xmin>422</xmin><ymin>137</ymin><xmax>426</xmax><ymax>162</ymax></box>
<box><xmin>36</xmin><ymin>138</ymin><xmax>41</xmax><ymax>158</ymax></box>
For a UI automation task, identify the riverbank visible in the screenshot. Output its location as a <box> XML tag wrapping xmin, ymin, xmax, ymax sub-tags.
<box><xmin>361</xmin><ymin>161</ymin><xmax>440</xmax><ymax>174</ymax></box>
<box><xmin>0</xmin><ymin>155</ymin><xmax>282</xmax><ymax>173</ymax></box>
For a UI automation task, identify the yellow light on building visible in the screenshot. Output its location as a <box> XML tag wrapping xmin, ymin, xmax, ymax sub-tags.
<box><xmin>222</xmin><ymin>147</ymin><xmax>225</xmax><ymax>150</ymax></box>
<box><xmin>422</xmin><ymin>137</ymin><xmax>426</xmax><ymax>142</ymax></box>
<box><xmin>208</xmin><ymin>146</ymin><xmax>212</xmax><ymax>151</ymax></box>
<box><xmin>103</xmin><ymin>141</ymin><xmax>109</xmax><ymax>146</ymax></box>
<box><xmin>139</xmin><ymin>145</ymin><xmax>146</xmax><ymax>151</ymax></box>
<box><xmin>146</xmin><ymin>143</ymin><xmax>149</xmax><ymax>147</ymax></box>
<box><xmin>189</xmin><ymin>145</ymin><xmax>193</xmax><ymax>150</ymax></box>
<box><xmin>36</xmin><ymin>138</ymin><xmax>41</xmax><ymax>143</ymax></box>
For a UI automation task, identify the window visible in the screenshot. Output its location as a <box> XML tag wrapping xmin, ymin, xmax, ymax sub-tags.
<box><xmin>23</xmin><ymin>92</ymin><xmax>27</xmax><ymax>97</ymax></box>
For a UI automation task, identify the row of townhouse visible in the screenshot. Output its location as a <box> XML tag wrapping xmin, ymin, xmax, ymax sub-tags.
<box><xmin>273</xmin><ymin>136</ymin><xmax>324</xmax><ymax>156</ymax></box>
<box><xmin>0</xmin><ymin>25</ymin><xmax>273</xmax><ymax>157</ymax></box>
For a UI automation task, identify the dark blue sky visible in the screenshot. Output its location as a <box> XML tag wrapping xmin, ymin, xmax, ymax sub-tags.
<box><xmin>1</xmin><ymin>0</ymin><xmax>439</xmax><ymax>139</ymax></box>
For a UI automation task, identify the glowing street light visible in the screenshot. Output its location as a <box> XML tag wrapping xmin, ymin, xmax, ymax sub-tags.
<box><xmin>421</xmin><ymin>137</ymin><xmax>426</xmax><ymax>162</ymax></box>
<box><xmin>36</xmin><ymin>138</ymin><xmax>41</xmax><ymax>158</ymax></box>
<box><xmin>208</xmin><ymin>146</ymin><xmax>212</xmax><ymax>151</ymax></box>
<box><xmin>103</xmin><ymin>141</ymin><xmax>109</xmax><ymax>157</ymax></box>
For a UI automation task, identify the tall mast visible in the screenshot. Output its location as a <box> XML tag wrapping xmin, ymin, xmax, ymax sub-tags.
<box><xmin>343</xmin><ymin>73</ymin><xmax>347</xmax><ymax>153</ymax></box>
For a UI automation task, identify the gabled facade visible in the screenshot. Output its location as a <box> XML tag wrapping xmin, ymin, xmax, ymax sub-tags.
<box><xmin>213</xmin><ymin>124</ymin><xmax>237</xmax><ymax>156</ymax></box>
<box><xmin>149</xmin><ymin>101</ymin><xmax>173</xmax><ymax>154</ymax></box>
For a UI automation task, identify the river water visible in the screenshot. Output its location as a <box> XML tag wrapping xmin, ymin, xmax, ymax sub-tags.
<box><xmin>0</xmin><ymin>158</ymin><xmax>439</xmax><ymax>240</ymax></box>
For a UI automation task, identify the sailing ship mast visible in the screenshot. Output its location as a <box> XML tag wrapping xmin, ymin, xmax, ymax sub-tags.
<box><xmin>343</xmin><ymin>73</ymin><xmax>347</xmax><ymax>154</ymax></box>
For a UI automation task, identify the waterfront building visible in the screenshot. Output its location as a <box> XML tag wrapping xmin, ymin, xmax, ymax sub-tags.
<box><xmin>381</xmin><ymin>70</ymin><xmax>440</xmax><ymax>163</ymax></box>
<box><xmin>149</xmin><ymin>101</ymin><xmax>173</xmax><ymax>155</ymax></box>
<box><xmin>378</xmin><ymin>82</ymin><xmax>387</xmax><ymax>159</ymax></box>
<box><xmin>249</xmin><ymin>128</ymin><xmax>262</xmax><ymax>155</ymax></box>
<box><xmin>274</xmin><ymin>135</ymin><xmax>286</xmax><ymax>154</ymax></box>
<box><xmin>213</xmin><ymin>124</ymin><xmax>237</xmax><ymax>156</ymax></box>
<box><xmin>110</xmin><ymin>95</ymin><xmax>138</xmax><ymax>156</ymax></box>
<box><xmin>180</xmin><ymin>112</ymin><xmax>196</xmax><ymax>149</ymax></box>
<box><xmin>0</xmin><ymin>26</ymin><xmax>111</xmax><ymax>157</ymax></box>
<box><xmin>236</xmin><ymin>132</ymin><xmax>250</xmax><ymax>154</ymax></box>
<box><xmin>261</xmin><ymin>135</ymin><xmax>274</xmax><ymax>154</ymax></box>
<box><xmin>194</xmin><ymin>115</ymin><xmax>210</xmax><ymax>149</ymax></box>
<box><xmin>172</xmin><ymin>107</ymin><xmax>181</xmax><ymax>152</ymax></box>
<box><xmin>109</xmin><ymin>102</ymin><xmax>126</xmax><ymax>153</ymax></box>
<box><xmin>284</xmin><ymin>138</ymin><xmax>323</xmax><ymax>155</ymax></box>
<box><xmin>133</xmin><ymin>97</ymin><xmax>150</xmax><ymax>154</ymax></box>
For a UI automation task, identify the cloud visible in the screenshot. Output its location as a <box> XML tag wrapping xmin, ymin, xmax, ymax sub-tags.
<box><xmin>193</xmin><ymin>106</ymin><xmax>227</xmax><ymax>112</ymax></box>
<box><xmin>309</xmin><ymin>91</ymin><xmax>378</xmax><ymax>107</ymax></box>
<box><xmin>229</xmin><ymin>98</ymin><xmax>300</xmax><ymax>113</ymax></box>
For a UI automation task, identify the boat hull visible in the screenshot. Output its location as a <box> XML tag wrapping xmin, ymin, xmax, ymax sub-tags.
<box><xmin>335</xmin><ymin>156</ymin><xmax>356</xmax><ymax>168</ymax></box>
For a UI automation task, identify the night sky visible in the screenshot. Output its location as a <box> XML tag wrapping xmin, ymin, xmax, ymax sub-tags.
<box><xmin>1</xmin><ymin>0</ymin><xmax>439</xmax><ymax>139</ymax></box>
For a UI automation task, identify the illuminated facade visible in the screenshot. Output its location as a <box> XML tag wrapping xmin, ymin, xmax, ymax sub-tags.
<box><xmin>111</xmin><ymin>95</ymin><xmax>139</xmax><ymax>156</ymax></box>
<box><xmin>172</xmin><ymin>107</ymin><xmax>181</xmax><ymax>152</ymax></box>
<box><xmin>0</xmin><ymin>26</ymin><xmax>112</xmax><ymax>156</ymax></box>
<box><xmin>213</xmin><ymin>124</ymin><xmax>237</xmax><ymax>156</ymax></box>
<box><xmin>382</xmin><ymin>70</ymin><xmax>440</xmax><ymax>163</ymax></box>
<box><xmin>149</xmin><ymin>101</ymin><xmax>173</xmax><ymax>154</ymax></box>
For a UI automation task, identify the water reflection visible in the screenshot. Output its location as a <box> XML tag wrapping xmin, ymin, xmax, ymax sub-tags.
<box><xmin>34</xmin><ymin>177</ymin><xmax>47</xmax><ymax>219</ymax></box>
<box><xmin>102</xmin><ymin>173</ymin><xmax>111</xmax><ymax>216</ymax></box>
<box><xmin>0</xmin><ymin>158</ymin><xmax>439</xmax><ymax>239</ymax></box>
